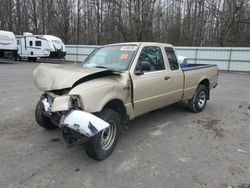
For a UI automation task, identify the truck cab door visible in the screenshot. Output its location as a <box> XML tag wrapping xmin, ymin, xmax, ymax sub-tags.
<box><xmin>162</xmin><ymin>47</ymin><xmax>184</xmax><ymax>104</ymax></box>
<box><xmin>130</xmin><ymin>45</ymin><xmax>184</xmax><ymax>117</ymax></box>
<box><xmin>130</xmin><ymin>46</ymin><xmax>170</xmax><ymax>116</ymax></box>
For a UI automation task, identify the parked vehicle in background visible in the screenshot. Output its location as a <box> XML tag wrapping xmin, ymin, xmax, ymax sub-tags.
<box><xmin>0</xmin><ymin>30</ymin><xmax>18</xmax><ymax>59</ymax></box>
<box><xmin>16</xmin><ymin>32</ymin><xmax>66</xmax><ymax>62</ymax></box>
<box><xmin>33</xmin><ymin>42</ymin><xmax>218</xmax><ymax>161</ymax></box>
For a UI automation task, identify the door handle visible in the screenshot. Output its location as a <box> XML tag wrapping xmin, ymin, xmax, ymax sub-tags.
<box><xmin>164</xmin><ymin>76</ymin><xmax>171</xmax><ymax>80</ymax></box>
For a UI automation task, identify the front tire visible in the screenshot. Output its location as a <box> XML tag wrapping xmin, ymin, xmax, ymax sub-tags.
<box><xmin>35</xmin><ymin>99</ymin><xmax>57</xmax><ymax>129</ymax></box>
<box><xmin>188</xmin><ymin>85</ymin><xmax>208</xmax><ymax>113</ymax></box>
<box><xmin>85</xmin><ymin>109</ymin><xmax>120</xmax><ymax>161</ymax></box>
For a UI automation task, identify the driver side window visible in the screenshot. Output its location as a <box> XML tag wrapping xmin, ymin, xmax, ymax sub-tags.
<box><xmin>136</xmin><ymin>46</ymin><xmax>165</xmax><ymax>72</ymax></box>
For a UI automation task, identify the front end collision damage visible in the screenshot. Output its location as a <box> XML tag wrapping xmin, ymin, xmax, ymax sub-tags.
<box><xmin>42</xmin><ymin>97</ymin><xmax>52</xmax><ymax>112</ymax></box>
<box><xmin>60</xmin><ymin>110</ymin><xmax>109</xmax><ymax>137</ymax></box>
<box><xmin>41</xmin><ymin>94</ymin><xmax>110</xmax><ymax>145</ymax></box>
<box><xmin>60</xmin><ymin>111</ymin><xmax>110</xmax><ymax>146</ymax></box>
<box><xmin>34</xmin><ymin>64</ymin><xmax>130</xmax><ymax>146</ymax></box>
<box><xmin>33</xmin><ymin>63</ymin><xmax>121</xmax><ymax>91</ymax></box>
<box><xmin>50</xmin><ymin>95</ymin><xmax>72</xmax><ymax>112</ymax></box>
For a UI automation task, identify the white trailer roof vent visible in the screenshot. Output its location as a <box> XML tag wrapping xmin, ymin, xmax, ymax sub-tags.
<box><xmin>23</xmin><ymin>32</ymin><xmax>33</xmax><ymax>36</ymax></box>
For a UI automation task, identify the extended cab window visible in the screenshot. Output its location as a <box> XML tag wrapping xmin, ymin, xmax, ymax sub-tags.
<box><xmin>136</xmin><ymin>46</ymin><xmax>165</xmax><ymax>72</ymax></box>
<box><xmin>29</xmin><ymin>41</ymin><xmax>33</xmax><ymax>46</ymax></box>
<box><xmin>165</xmin><ymin>47</ymin><xmax>179</xmax><ymax>70</ymax></box>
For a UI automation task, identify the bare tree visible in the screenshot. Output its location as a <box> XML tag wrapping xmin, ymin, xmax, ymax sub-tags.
<box><xmin>0</xmin><ymin>0</ymin><xmax>250</xmax><ymax>46</ymax></box>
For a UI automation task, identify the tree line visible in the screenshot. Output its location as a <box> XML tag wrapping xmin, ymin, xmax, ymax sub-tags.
<box><xmin>1</xmin><ymin>0</ymin><xmax>250</xmax><ymax>46</ymax></box>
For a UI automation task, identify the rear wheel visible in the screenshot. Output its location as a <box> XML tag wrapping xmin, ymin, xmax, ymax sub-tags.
<box><xmin>188</xmin><ymin>85</ymin><xmax>208</xmax><ymax>113</ymax></box>
<box><xmin>35</xmin><ymin>99</ymin><xmax>57</xmax><ymax>129</ymax></box>
<box><xmin>85</xmin><ymin>109</ymin><xmax>120</xmax><ymax>160</ymax></box>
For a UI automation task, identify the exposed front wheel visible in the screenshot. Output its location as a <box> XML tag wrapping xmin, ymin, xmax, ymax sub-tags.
<box><xmin>85</xmin><ymin>109</ymin><xmax>120</xmax><ymax>160</ymax></box>
<box><xmin>35</xmin><ymin>99</ymin><xmax>57</xmax><ymax>130</ymax></box>
<box><xmin>188</xmin><ymin>85</ymin><xmax>208</xmax><ymax>113</ymax></box>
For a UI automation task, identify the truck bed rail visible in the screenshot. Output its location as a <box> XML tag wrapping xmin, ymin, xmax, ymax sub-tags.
<box><xmin>181</xmin><ymin>64</ymin><xmax>217</xmax><ymax>71</ymax></box>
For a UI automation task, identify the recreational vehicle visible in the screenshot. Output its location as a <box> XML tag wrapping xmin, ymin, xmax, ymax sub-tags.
<box><xmin>0</xmin><ymin>30</ymin><xmax>18</xmax><ymax>59</ymax></box>
<box><xmin>16</xmin><ymin>33</ymin><xmax>66</xmax><ymax>62</ymax></box>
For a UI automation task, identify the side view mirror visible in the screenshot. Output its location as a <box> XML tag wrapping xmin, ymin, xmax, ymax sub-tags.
<box><xmin>135</xmin><ymin>61</ymin><xmax>151</xmax><ymax>75</ymax></box>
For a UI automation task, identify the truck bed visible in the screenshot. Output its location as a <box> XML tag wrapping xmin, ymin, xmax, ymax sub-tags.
<box><xmin>181</xmin><ymin>64</ymin><xmax>217</xmax><ymax>71</ymax></box>
<box><xmin>181</xmin><ymin>63</ymin><xmax>218</xmax><ymax>101</ymax></box>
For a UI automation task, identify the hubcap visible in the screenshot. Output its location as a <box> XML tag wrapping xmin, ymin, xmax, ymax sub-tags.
<box><xmin>101</xmin><ymin>120</ymin><xmax>117</xmax><ymax>151</ymax></box>
<box><xmin>197</xmin><ymin>91</ymin><xmax>206</xmax><ymax>108</ymax></box>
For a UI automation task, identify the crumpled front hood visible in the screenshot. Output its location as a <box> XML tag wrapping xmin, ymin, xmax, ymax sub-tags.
<box><xmin>33</xmin><ymin>63</ymin><xmax>116</xmax><ymax>91</ymax></box>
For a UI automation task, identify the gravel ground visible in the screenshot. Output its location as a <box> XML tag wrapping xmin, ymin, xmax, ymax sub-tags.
<box><xmin>0</xmin><ymin>62</ymin><xmax>250</xmax><ymax>188</ymax></box>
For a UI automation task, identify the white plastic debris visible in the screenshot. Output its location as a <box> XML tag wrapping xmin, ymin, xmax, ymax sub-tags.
<box><xmin>237</xmin><ymin>149</ymin><xmax>249</xmax><ymax>154</ymax></box>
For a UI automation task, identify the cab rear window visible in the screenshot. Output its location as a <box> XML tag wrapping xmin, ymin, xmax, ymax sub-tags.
<box><xmin>165</xmin><ymin>48</ymin><xmax>179</xmax><ymax>70</ymax></box>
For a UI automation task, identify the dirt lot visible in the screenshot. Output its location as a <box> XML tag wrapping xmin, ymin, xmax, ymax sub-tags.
<box><xmin>0</xmin><ymin>62</ymin><xmax>250</xmax><ymax>188</ymax></box>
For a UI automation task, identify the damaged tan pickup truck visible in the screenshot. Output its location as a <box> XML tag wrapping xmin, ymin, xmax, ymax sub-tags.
<box><xmin>33</xmin><ymin>42</ymin><xmax>218</xmax><ymax>160</ymax></box>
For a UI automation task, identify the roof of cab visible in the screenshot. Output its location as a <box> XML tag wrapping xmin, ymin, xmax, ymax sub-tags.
<box><xmin>104</xmin><ymin>42</ymin><xmax>173</xmax><ymax>48</ymax></box>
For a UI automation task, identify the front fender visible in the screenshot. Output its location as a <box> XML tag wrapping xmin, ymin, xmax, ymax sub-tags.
<box><xmin>60</xmin><ymin>110</ymin><xmax>109</xmax><ymax>137</ymax></box>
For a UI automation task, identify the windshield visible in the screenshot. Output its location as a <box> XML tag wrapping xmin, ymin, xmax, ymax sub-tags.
<box><xmin>82</xmin><ymin>45</ymin><xmax>137</xmax><ymax>71</ymax></box>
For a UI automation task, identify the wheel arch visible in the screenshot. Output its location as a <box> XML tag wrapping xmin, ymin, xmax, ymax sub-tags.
<box><xmin>101</xmin><ymin>99</ymin><xmax>129</xmax><ymax>125</ymax></box>
<box><xmin>198</xmin><ymin>79</ymin><xmax>210</xmax><ymax>99</ymax></box>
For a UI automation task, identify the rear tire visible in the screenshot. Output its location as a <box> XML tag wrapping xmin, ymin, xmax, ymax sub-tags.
<box><xmin>35</xmin><ymin>99</ymin><xmax>57</xmax><ymax>130</ymax></box>
<box><xmin>85</xmin><ymin>109</ymin><xmax>120</xmax><ymax>161</ymax></box>
<box><xmin>188</xmin><ymin>85</ymin><xmax>208</xmax><ymax>113</ymax></box>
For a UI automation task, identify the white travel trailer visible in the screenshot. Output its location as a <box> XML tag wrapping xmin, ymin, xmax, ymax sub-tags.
<box><xmin>0</xmin><ymin>30</ymin><xmax>18</xmax><ymax>59</ymax></box>
<box><xmin>15</xmin><ymin>33</ymin><xmax>66</xmax><ymax>62</ymax></box>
